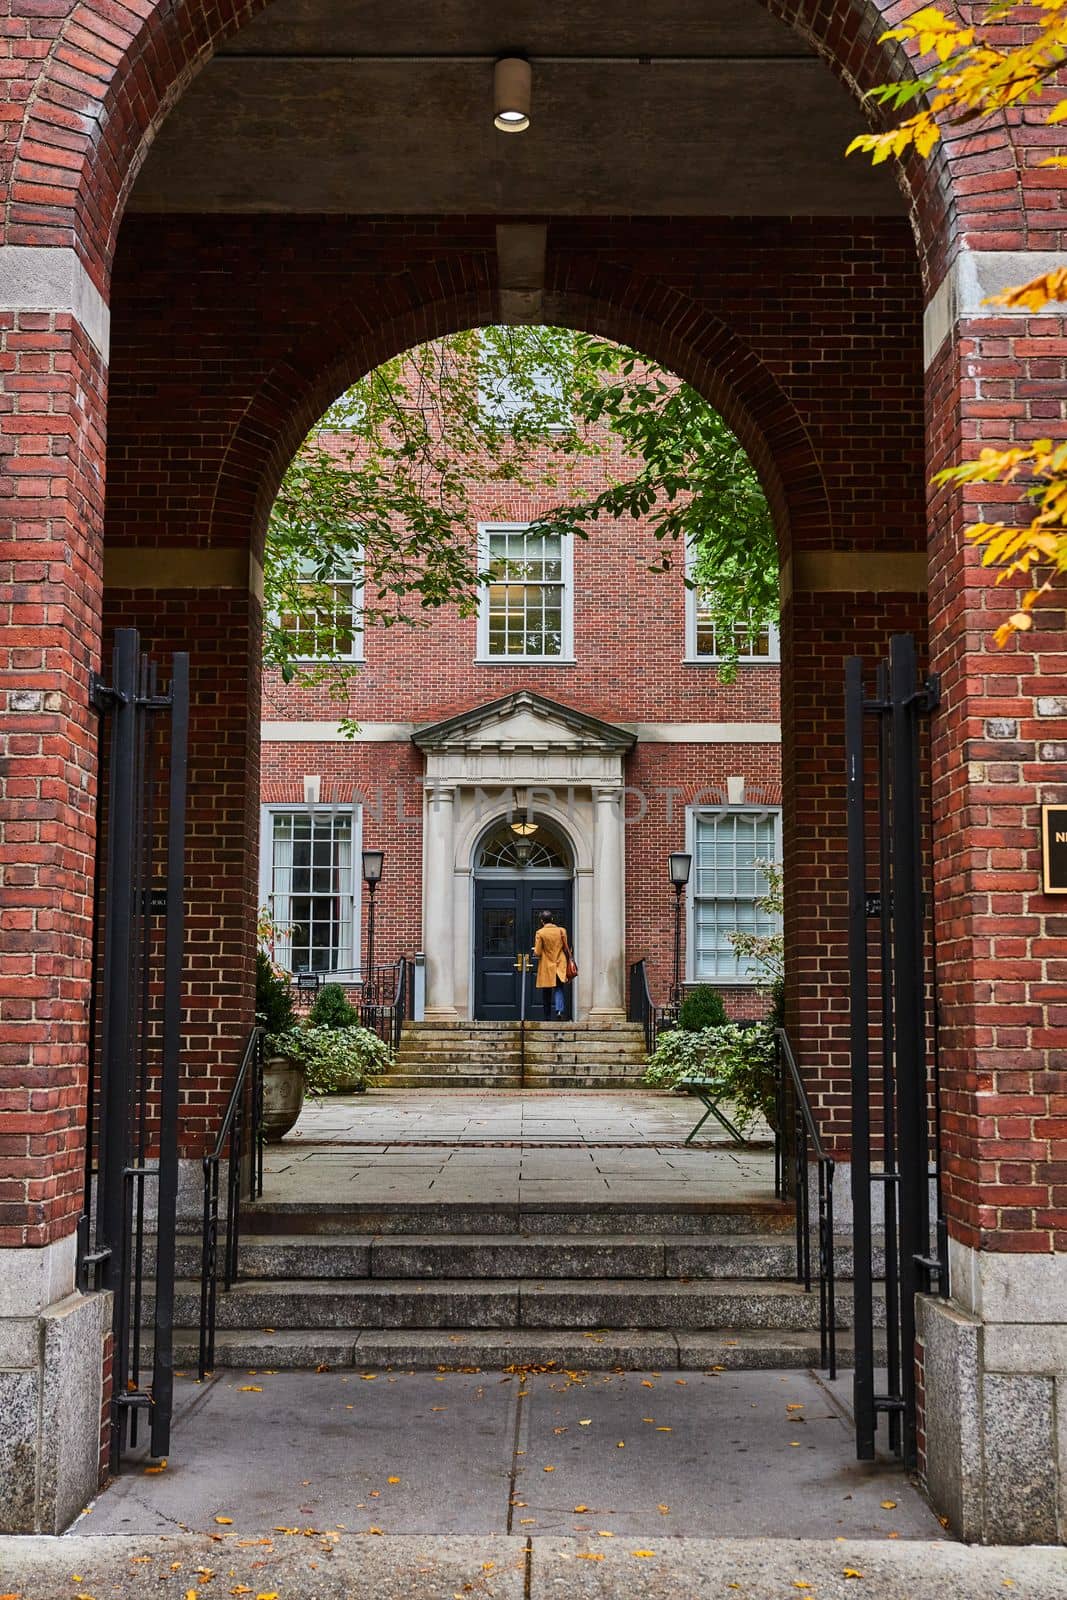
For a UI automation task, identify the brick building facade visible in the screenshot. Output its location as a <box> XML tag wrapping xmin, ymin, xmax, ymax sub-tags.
<box><xmin>0</xmin><ymin>0</ymin><xmax>1064</xmax><ymax>1546</ymax></box>
<box><xmin>259</xmin><ymin>415</ymin><xmax>783</xmax><ymax>1023</ymax></box>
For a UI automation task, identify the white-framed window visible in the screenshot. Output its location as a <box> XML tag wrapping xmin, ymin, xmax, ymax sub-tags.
<box><xmin>476</xmin><ymin>522</ymin><xmax>574</xmax><ymax>662</ymax></box>
<box><xmin>684</xmin><ymin>549</ymin><xmax>779</xmax><ymax>663</ymax></box>
<box><xmin>688</xmin><ymin>806</ymin><xmax>782</xmax><ymax>983</ymax></box>
<box><xmin>278</xmin><ymin>551</ymin><xmax>364</xmax><ymax>664</ymax></box>
<box><xmin>478</xmin><ymin>332</ymin><xmax>571</xmax><ymax>433</ymax></box>
<box><xmin>259</xmin><ymin>804</ymin><xmax>361</xmax><ymax>978</ymax></box>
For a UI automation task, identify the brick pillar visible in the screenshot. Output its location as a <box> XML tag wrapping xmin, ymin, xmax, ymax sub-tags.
<box><xmin>101</xmin><ymin>556</ymin><xmax>263</xmax><ymax>1206</ymax></box>
<box><xmin>781</xmin><ymin>564</ymin><xmax>928</xmax><ymax>1156</ymax></box>
<box><xmin>917</xmin><ymin>250</ymin><xmax>1067</xmax><ymax>1544</ymax></box>
<box><xmin>0</xmin><ymin>248</ymin><xmax>112</xmax><ymax>1530</ymax></box>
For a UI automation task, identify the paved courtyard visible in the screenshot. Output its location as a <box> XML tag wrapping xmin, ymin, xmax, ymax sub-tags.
<box><xmin>262</xmin><ymin>1089</ymin><xmax>777</xmax><ymax>1207</ymax></box>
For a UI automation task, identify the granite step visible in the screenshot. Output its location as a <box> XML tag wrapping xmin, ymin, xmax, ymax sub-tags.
<box><xmin>167</xmin><ymin>1276</ymin><xmax>853</xmax><ymax>1333</ymax></box>
<box><xmin>166</xmin><ymin>1325</ymin><xmax>876</xmax><ymax>1372</ymax></box>
<box><xmin>174</xmin><ymin>1231</ymin><xmax>812</xmax><ymax>1281</ymax></box>
<box><xmin>241</xmin><ymin>1199</ymin><xmax>797</xmax><ymax>1236</ymax></box>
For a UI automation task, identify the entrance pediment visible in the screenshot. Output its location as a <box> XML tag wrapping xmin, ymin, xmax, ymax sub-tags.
<box><xmin>412</xmin><ymin>691</ymin><xmax>636</xmax><ymax>755</ymax></box>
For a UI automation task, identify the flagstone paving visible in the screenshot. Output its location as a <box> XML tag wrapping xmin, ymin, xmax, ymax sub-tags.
<box><xmin>262</xmin><ymin>1090</ymin><xmax>777</xmax><ymax>1206</ymax></box>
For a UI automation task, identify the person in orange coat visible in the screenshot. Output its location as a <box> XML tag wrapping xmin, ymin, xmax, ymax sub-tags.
<box><xmin>533</xmin><ymin>909</ymin><xmax>569</xmax><ymax>1020</ymax></box>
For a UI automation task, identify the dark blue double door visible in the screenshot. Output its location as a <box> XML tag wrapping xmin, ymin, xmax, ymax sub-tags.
<box><xmin>474</xmin><ymin>877</ymin><xmax>573</xmax><ymax>1021</ymax></box>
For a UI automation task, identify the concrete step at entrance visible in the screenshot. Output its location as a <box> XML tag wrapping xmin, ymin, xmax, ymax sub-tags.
<box><xmin>174</xmin><ymin>1231</ymin><xmax>809</xmax><ymax>1281</ymax></box>
<box><xmin>242</xmin><ymin>1199</ymin><xmax>797</xmax><ymax>1237</ymax></box>
<box><xmin>169</xmin><ymin>1276</ymin><xmax>852</xmax><ymax>1333</ymax></box>
<box><xmin>171</xmin><ymin>1325</ymin><xmax>879</xmax><ymax>1372</ymax></box>
<box><xmin>391</xmin><ymin>1022</ymin><xmax>648</xmax><ymax>1090</ymax></box>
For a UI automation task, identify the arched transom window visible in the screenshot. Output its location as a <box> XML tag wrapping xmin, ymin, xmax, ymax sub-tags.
<box><xmin>476</xmin><ymin>817</ymin><xmax>571</xmax><ymax>872</ymax></box>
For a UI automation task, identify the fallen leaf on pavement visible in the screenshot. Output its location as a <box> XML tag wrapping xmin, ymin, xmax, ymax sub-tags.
<box><xmin>387</xmin><ymin>1477</ymin><xmax>400</xmax><ymax>1484</ymax></box>
<box><xmin>214</xmin><ymin>1516</ymin><xmax>233</xmax><ymax>1524</ymax></box>
<box><xmin>631</xmin><ymin>1550</ymin><xmax>655</xmax><ymax>1558</ymax></box>
<box><xmin>880</xmin><ymin>1500</ymin><xmax>896</xmax><ymax>1510</ymax></box>
<box><xmin>576</xmin><ymin>1554</ymin><xmax>604</xmax><ymax>1561</ymax></box>
<box><xmin>238</xmin><ymin>1386</ymin><xmax>262</xmax><ymax>1393</ymax></box>
<box><xmin>844</xmin><ymin>1570</ymin><xmax>864</xmax><ymax>1579</ymax></box>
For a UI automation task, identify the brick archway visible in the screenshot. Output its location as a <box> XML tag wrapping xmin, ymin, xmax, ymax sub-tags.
<box><xmin>10</xmin><ymin>0</ymin><xmax>986</xmax><ymax>289</ymax></box>
<box><xmin>208</xmin><ymin>275</ymin><xmax>828</xmax><ymax>577</ymax></box>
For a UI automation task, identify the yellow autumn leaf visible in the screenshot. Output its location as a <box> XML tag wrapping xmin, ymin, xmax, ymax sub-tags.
<box><xmin>519</xmin><ymin>1518</ymin><xmax>536</xmax><ymax>1525</ymax></box>
<box><xmin>543</xmin><ymin>1465</ymin><xmax>555</xmax><ymax>1472</ymax></box>
<box><xmin>214</xmin><ymin>1515</ymin><xmax>233</xmax><ymax>1524</ymax></box>
<box><xmin>578</xmin><ymin>1418</ymin><xmax>591</xmax><ymax>1425</ymax></box>
<box><xmin>256</xmin><ymin>1593</ymin><xmax>279</xmax><ymax>1600</ymax></box>
<box><xmin>631</xmin><ymin>1550</ymin><xmax>656</xmax><ymax>1558</ymax></box>
<box><xmin>387</xmin><ymin>1476</ymin><xmax>400</xmax><ymax>1483</ymax></box>
<box><xmin>186</xmin><ymin>1591</ymin><xmax>198</xmax><ymax>1600</ymax></box>
<box><xmin>238</xmin><ymin>1385</ymin><xmax>263</xmax><ymax>1393</ymax></box>
<box><xmin>230</xmin><ymin>1589</ymin><xmax>252</xmax><ymax>1596</ymax></box>
<box><xmin>368</xmin><ymin>1526</ymin><xmax>383</xmax><ymax>1535</ymax></box>
<box><xmin>880</xmin><ymin>1500</ymin><xmax>897</xmax><ymax>1510</ymax></box>
<box><xmin>577</xmin><ymin>1553</ymin><xmax>605</xmax><ymax>1561</ymax></box>
<box><xmin>844</xmin><ymin>1570</ymin><xmax>864</xmax><ymax>1580</ymax></box>
<box><xmin>794</xmin><ymin>1585</ymin><xmax>812</xmax><ymax>1592</ymax></box>
<box><xmin>574</xmin><ymin>1504</ymin><xmax>589</xmax><ymax>1512</ymax></box>
<box><xmin>144</xmin><ymin>1460</ymin><xmax>168</xmax><ymax>1474</ymax></box>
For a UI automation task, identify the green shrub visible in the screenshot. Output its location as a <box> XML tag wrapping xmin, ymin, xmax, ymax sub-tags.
<box><xmin>644</xmin><ymin>1023</ymin><xmax>776</xmax><ymax>1135</ymax></box>
<box><xmin>256</xmin><ymin>949</ymin><xmax>296</xmax><ymax>1043</ymax></box>
<box><xmin>309</xmin><ymin>983</ymin><xmax>360</xmax><ymax>1030</ymax></box>
<box><xmin>287</xmin><ymin>1024</ymin><xmax>391</xmax><ymax>1095</ymax></box>
<box><xmin>677</xmin><ymin>985</ymin><xmax>728</xmax><ymax>1031</ymax></box>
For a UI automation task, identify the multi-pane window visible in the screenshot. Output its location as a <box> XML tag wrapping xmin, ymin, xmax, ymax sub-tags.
<box><xmin>479</xmin><ymin>524</ymin><xmax>571</xmax><ymax>660</ymax></box>
<box><xmin>279</xmin><ymin>553</ymin><xmax>363</xmax><ymax>662</ymax></box>
<box><xmin>263</xmin><ymin>810</ymin><xmax>356</xmax><ymax>975</ymax></box>
<box><xmin>691</xmin><ymin>590</ymin><xmax>779</xmax><ymax>661</ymax></box>
<box><xmin>691</xmin><ymin>808</ymin><xmax>781</xmax><ymax>982</ymax></box>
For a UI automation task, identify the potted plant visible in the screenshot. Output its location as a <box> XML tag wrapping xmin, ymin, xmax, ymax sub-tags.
<box><xmin>285</xmin><ymin>1021</ymin><xmax>391</xmax><ymax>1096</ymax></box>
<box><xmin>255</xmin><ymin>948</ymin><xmax>305</xmax><ymax>1141</ymax></box>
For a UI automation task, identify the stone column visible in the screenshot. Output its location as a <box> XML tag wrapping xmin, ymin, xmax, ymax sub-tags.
<box><xmin>591</xmin><ymin>786</ymin><xmax>626</xmax><ymax>1017</ymax></box>
<box><xmin>423</xmin><ymin>784</ymin><xmax>458</xmax><ymax>1017</ymax></box>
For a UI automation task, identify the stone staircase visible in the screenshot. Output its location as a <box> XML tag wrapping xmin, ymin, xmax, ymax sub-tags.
<box><xmin>386</xmin><ymin>1020</ymin><xmax>649</xmax><ymax>1089</ymax></box>
<box><xmin>166</xmin><ymin>1198</ymin><xmax>880</xmax><ymax>1373</ymax></box>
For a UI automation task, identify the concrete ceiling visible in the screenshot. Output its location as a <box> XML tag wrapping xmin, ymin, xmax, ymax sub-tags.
<box><xmin>128</xmin><ymin>0</ymin><xmax>905</xmax><ymax>216</ymax></box>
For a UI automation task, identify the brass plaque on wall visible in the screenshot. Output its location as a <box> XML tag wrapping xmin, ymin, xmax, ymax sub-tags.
<box><xmin>1041</xmin><ymin>805</ymin><xmax>1067</xmax><ymax>894</ymax></box>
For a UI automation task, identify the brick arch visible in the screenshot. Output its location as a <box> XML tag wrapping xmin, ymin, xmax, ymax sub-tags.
<box><xmin>12</xmin><ymin>0</ymin><xmax>992</xmax><ymax>291</ymax></box>
<box><xmin>207</xmin><ymin>269</ymin><xmax>830</xmax><ymax>577</ymax></box>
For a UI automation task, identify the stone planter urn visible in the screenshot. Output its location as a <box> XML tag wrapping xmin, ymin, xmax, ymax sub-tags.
<box><xmin>261</xmin><ymin>1054</ymin><xmax>305</xmax><ymax>1141</ymax></box>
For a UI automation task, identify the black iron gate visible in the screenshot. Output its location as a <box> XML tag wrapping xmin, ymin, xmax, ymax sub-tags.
<box><xmin>845</xmin><ymin>633</ymin><xmax>948</xmax><ymax>1468</ymax></box>
<box><xmin>78</xmin><ymin>628</ymin><xmax>189</xmax><ymax>1470</ymax></box>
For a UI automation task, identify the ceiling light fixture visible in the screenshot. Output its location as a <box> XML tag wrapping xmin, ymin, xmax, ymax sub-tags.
<box><xmin>494</xmin><ymin>56</ymin><xmax>531</xmax><ymax>133</ymax></box>
<box><xmin>510</xmin><ymin>819</ymin><xmax>539</xmax><ymax>837</ymax></box>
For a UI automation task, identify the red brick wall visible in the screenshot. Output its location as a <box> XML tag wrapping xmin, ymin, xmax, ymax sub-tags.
<box><xmin>0</xmin><ymin>314</ymin><xmax>106</xmax><ymax>1246</ymax></box>
<box><xmin>927</xmin><ymin>307</ymin><xmax>1067</xmax><ymax>1255</ymax></box>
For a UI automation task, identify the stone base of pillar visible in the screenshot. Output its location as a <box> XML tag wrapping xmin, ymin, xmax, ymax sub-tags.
<box><xmin>0</xmin><ymin>1235</ymin><xmax>111</xmax><ymax>1533</ymax></box>
<box><xmin>423</xmin><ymin>1005</ymin><xmax>461</xmax><ymax>1021</ymax></box>
<box><xmin>918</xmin><ymin>1243</ymin><xmax>1067</xmax><ymax>1544</ymax></box>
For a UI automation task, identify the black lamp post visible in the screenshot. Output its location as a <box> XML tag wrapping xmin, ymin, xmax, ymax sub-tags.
<box><xmin>669</xmin><ymin>851</ymin><xmax>692</xmax><ymax>1003</ymax></box>
<box><xmin>362</xmin><ymin>848</ymin><xmax>384</xmax><ymax>996</ymax></box>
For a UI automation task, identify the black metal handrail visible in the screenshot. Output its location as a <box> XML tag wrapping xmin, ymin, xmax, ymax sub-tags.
<box><xmin>775</xmin><ymin>1027</ymin><xmax>836</xmax><ymax>1378</ymax></box>
<box><xmin>359</xmin><ymin>957</ymin><xmax>410</xmax><ymax>1051</ymax></box>
<box><xmin>199</xmin><ymin>1024</ymin><xmax>264</xmax><ymax>1378</ymax></box>
<box><xmin>628</xmin><ymin>958</ymin><xmax>666</xmax><ymax>1055</ymax></box>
